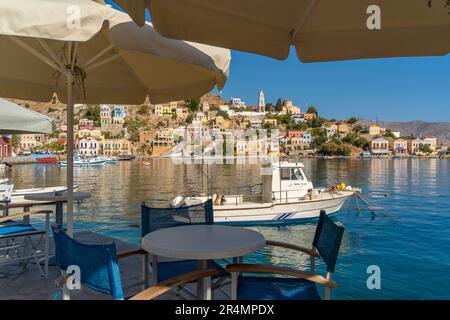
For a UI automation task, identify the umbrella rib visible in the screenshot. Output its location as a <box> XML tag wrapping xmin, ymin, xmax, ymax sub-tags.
<box><xmin>71</xmin><ymin>42</ymin><xmax>79</xmax><ymax>72</ymax></box>
<box><xmin>10</xmin><ymin>37</ymin><xmax>63</xmax><ymax>73</ymax></box>
<box><xmin>291</xmin><ymin>0</ymin><xmax>319</xmax><ymax>41</ymax></box>
<box><xmin>37</xmin><ymin>39</ymin><xmax>66</xmax><ymax>71</ymax></box>
<box><xmin>83</xmin><ymin>44</ymin><xmax>115</xmax><ymax>69</ymax></box>
<box><xmin>84</xmin><ymin>51</ymin><xmax>126</xmax><ymax>72</ymax></box>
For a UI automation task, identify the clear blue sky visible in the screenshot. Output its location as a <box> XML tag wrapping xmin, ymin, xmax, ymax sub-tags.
<box><xmin>107</xmin><ymin>1</ymin><xmax>450</xmax><ymax>122</ymax></box>
<box><xmin>219</xmin><ymin>51</ymin><xmax>450</xmax><ymax>122</ymax></box>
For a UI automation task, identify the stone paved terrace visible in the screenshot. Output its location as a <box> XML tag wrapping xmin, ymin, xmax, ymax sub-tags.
<box><xmin>0</xmin><ymin>231</ymin><xmax>230</xmax><ymax>300</ymax></box>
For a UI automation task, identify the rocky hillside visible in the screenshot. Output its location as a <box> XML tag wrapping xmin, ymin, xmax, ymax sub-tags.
<box><xmin>384</xmin><ymin>121</ymin><xmax>450</xmax><ymax>145</ymax></box>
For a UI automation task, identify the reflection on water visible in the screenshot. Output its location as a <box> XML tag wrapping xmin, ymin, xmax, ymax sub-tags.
<box><xmin>4</xmin><ymin>158</ymin><xmax>450</xmax><ymax>299</ymax></box>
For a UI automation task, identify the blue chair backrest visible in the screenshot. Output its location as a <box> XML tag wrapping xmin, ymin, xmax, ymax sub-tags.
<box><xmin>312</xmin><ymin>210</ymin><xmax>345</xmax><ymax>273</ymax></box>
<box><xmin>52</xmin><ymin>225</ymin><xmax>124</xmax><ymax>300</ymax></box>
<box><xmin>141</xmin><ymin>199</ymin><xmax>214</xmax><ymax>237</ymax></box>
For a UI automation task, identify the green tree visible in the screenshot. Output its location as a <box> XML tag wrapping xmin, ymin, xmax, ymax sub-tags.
<box><xmin>265</xmin><ymin>103</ymin><xmax>274</xmax><ymax>113</ymax></box>
<box><xmin>276</xmin><ymin>114</ymin><xmax>291</xmax><ymax>126</ymax></box>
<box><xmin>384</xmin><ymin>130</ymin><xmax>397</xmax><ymax>139</ymax></box>
<box><xmin>347</xmin><ymin>117</ymin><xmax>358</xmax><ymax>125</ymax></box>
<box><xmin>84</xmin><ymin>104</ymin><xmax>101</xmax><ymax>126</ymax></box>
<box><xmin>319</xmin><ymin>142</ymin><xmax>352</xmax><ymax>156</ymax></box>
<box><xmin>288</xmin><ymin>121</ymin><xmax>308</xmax><ymax>131</ymax></box>
<box><xmin>352</xmin><ymin>124</ymin><xmax>364</xmax><ymax>133</ymax></box>
<box><xmin>275</xmin><ymin>98</ymin><xmax>283</xmax><ymax>112</ymax></box>
<box><xmin>311</xmin><ymin>127</ymin><xmax>327</xmax><ymax>147</ymax></box>
<box><xmin>419</xmin><ymin>144</ymin><xmax>432</xmax><ymax>154</ymax></box>
<box><xmin>307</xmin><ymin>116</ymin><xmax>326</xmax><ymax>128</ymax></box>
<box><xmin>186</xmin><ymin>98</ymin><xmax>200</xmax><ymax>112</ymax></box>
<box><xmin>125</xmin><ymin>118</ymin><xmax>148</xmax><ymax>142</ymax></box>
<box><xmin>217</xmin><ymin>110</ymin><xmax>229</xmax><ymax>119</ymax></box>
<box><xmin>11</xmin><ymin>134</ymin><xmax>20</xmax><ymax>148</ymax></box>
<box><xmin>138</xmin><ymin>104</ymin><xmax>149</xmax><ymax>115</ymax></box>
<box><xmin>48</xmin><ymin>130</ymin><xmax>61</xmax><ymax>139</ymax></box>
<box><xmin>306</xmin><ymin>106</ymin><xmax>318</xmax><ymax>115</ymax></box>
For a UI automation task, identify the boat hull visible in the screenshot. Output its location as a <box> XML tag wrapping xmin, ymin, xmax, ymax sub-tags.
<box><xmin>187</xmin><ymin>192</ymin><xmax>353</xmax><ymax>225</ymax></box>
<box><xmin>2</xmin><ymin>185</ymin><xmax>80</xmax><ymax>205</ymax></box>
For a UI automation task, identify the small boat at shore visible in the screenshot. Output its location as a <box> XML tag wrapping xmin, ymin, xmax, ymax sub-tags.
<box><xmin>60</xmin><ymin>157</ymin><xmax>106</xmax><ymax>167</ymax></box>
<box><xmin>118</xmin><ymin>154</ymin><xmax>136</xmax><ymax>161</ymax></box>
<box><xmin>1</xmin><ymin>178</ymin><xmax>78</xmax><ymax>204</ymax></box>
<box><xmin>97</xmin><ymin>156</ymin><xmax>118</xmax><ymax>164</ymax></box>
<box><xmin>176</xmin><ymin>161</ymin><xmax>359</xmax><ymax>224</ymax></box>
<box><xmin>32</xmin><ymin>153</ymin><xmax>59</xmax><ymax>163</ymax></box>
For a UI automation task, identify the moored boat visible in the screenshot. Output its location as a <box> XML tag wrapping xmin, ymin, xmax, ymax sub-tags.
<box><xmin>60</xmin><ymin>156</ymin><xmax>106</xmax><ymax>167</ymax></box>
<box><xmin>1</xmin><ymin>179</ymin><xmax>79</xmax><ymax>205</ymax></box>
<box><xmin>118</xmin><ymin>154</ymin><xmax>136</xmax><ymax>161</ymax></box>
<box><xmin>178</xmin><ymin>161</ymin><xmax>359</xmax><ymax>224</ymax></box>
<box><xmin>32</xmin><ymin>153</ymin><xmax>59</xmax><ymax>163</ymax></box>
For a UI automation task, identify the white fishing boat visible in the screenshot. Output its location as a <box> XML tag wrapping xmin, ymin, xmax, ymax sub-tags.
<box><xmin>1</xmin><ymin>178</ymin><xmax>78</xmax><ymax>205</ymax></box>
<box><xmin>97</xmin><ymin>156</ymin><xmax>118</xmax><ymax>164</ymax></box>
<box><xmin>180</xmin><ymin>161</ymin><xmax>359</xmax><ymax>224</ymax></box>
<box><xmin>60</xmin><ymin>157</ymin><xmax>106</xmax><ymax>167</ymax></box>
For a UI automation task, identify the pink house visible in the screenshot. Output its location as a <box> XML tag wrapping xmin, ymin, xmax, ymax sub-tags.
<box><xmin>0</xmin><ymin>135</ymin><xmax>12</xmax><ymax>159</ymax></box>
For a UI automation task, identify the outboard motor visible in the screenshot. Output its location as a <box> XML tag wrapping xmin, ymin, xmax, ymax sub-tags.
<box><xmin>169</xmin><ymin>195</ymin><xmax>185</xmax><ymax>208</ymax></box>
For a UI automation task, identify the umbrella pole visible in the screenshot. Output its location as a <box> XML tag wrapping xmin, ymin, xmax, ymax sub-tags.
<box><xmin>66</xmin><ymin>70</ymin><xmax>74</xmax><ymax>237</ymax></box>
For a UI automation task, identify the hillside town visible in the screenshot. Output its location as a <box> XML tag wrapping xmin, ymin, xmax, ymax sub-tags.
<box><xmin>0</xmin><ymin>91</ymin><xmax>448</xmax><ymax>162</ymax></box>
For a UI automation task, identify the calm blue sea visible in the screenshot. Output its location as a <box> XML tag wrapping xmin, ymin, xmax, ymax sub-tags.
<box><xmin>5</xmin><ymin>158</ymin><xmax>450</xmax><ymax>299</ymax></box>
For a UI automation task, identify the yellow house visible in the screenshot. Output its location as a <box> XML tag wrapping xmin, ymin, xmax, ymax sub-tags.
<box><xmin>77</xmin><ymin>128</ymin><xmax>102</xmax><ymax>140</ymax></box>
<box><xmin>369</xmin><ymin>125</ymin><xmax>381</xmax><ymax>135</ymax></box>
<box><xmin>101</xmin><ymin>139</ymin><xmax>131</xmax><ymax>156</ymax></box>
<box><xmin>154</xmin><ymin>104</ymin><xmax>174</xmax><ymax>117</ymax></box>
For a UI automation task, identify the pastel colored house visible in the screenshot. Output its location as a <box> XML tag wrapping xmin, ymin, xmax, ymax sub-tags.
<box><xmin>391</xmin><ymin>139</ymin><xmax>408</xmax><ymax>154</ymax></box>
<box><xmin>20</xmin><ymin>134</ymin><xmax>46</xmax><ymax>150</ymax></box>
<box><xmin>408</xmin><ymin>139</ymin><xmax>433</xmax><ymax>154</ymax></box>
<box><xmin>100</xmin><ymin>105</ymin><xmax>111</xmax><ymax>125</ymax></box>
<box><xmin>0</xmin><ymin>135</ymin><xmax>12</xmax><ymax>158</ymax></box>
<box><xmin>102</xmin><ymin>139</ymin><xmax>132</xmax><ymax>156</ymax></box>
<box><xmin>78</xmin><ymin>118</ymin><xmax>94</xmax><ymax>130</ymax></box>
<box><xmin>287</xmin><ymin>130</ymin><xmax>303</xmax><ymax>139</ymax></box>
<box><xmin>371</xmin><ymin>138</ymin><xmax>390</xmax><ymax>155</ymax></box>
<box><xmin>155</xmin><ymin>104</ymin><xmax>174</xmax><ymax>117</ymax></box>
<box><xmin>78</xmin><ymin>137</ymin><xmax>100</xmax><ymax>157</ymax></box>
<box><xmin>369</xmin><ymin>125</ymin><xmax>382</xmax><ymax>135</ymax></box>
<box><xmin>112</xmin><ymin>105</ymin><xmax>126</xmax><ymax>124</ymax></box>
<box><xmin>325</xmin><ymin>124</ymin><xmax>338</xmax><ymax>138</ymax></box>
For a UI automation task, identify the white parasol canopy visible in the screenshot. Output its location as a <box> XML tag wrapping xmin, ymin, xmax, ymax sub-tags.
<box><xmin>0</xmin><ymin>0</ymin><xmax>231</xmax><ymax>235</ymax></box>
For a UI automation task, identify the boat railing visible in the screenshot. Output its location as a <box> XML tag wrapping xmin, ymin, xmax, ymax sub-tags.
<box><xmin>272</xmin><ymin>189</ymin><xmax>314</xmax><ymax>203</ymax></box>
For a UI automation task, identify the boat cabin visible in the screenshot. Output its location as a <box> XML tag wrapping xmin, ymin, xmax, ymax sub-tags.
<box><xmin>267</xmin><ymin>162</ymin><xmax>313</xmax><ymax>202</ymax></box>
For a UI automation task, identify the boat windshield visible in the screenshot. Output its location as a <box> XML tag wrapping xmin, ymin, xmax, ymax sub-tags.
<box><xmin>291</xmin><ymin>168</ymin><xmax>304</xmax><ymax>181</ymax></box>
<box><xmin>281</xmin><ymin>167</ymin><xmax>305</xmax><ymax>181</ymax></box>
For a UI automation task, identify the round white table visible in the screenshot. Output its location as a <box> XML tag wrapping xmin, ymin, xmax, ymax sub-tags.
<box><xmin>141</xmin><ymin>224</ymin><xmax>266</xmax><ymax>300</ymax></box>
<box><xmin>24</xmin><ymin>191</ymin><xmax>91</xmax><ymax>226</ymax></box>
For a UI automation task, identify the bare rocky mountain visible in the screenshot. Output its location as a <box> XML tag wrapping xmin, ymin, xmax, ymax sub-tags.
<box><xmin>354</xmin><ymin>119</ymin><xmax>450</xmax><ymax>145</ymax></box>
<box><xmin>383</xmin><ymin>121</ymin><xmax>450</xmax><ymax>145</ymax></box>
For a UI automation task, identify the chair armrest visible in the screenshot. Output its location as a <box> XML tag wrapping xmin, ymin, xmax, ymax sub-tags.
<box><xmin>0</xmin><ymin>210</ymin><xmax>52</xmax><ymax>223</ymax></box>
<box><xmin>226</xmin><ymin>264</ymin><xmax>337</xmax><ymax>288</ymax></box>
<box><xmin>129</xmin><ymin>268</ymin><xmax>218</xmax><ymax>300</ymax></box>
<box><xmin>117</xmin><ymin>248</ymin><xmax>147</xmax><ymax>259</ymax></box>
<box><xmin>266</xmin><ymin>240</ymin><xmax>320</xmax><ymax>258</ymax></box>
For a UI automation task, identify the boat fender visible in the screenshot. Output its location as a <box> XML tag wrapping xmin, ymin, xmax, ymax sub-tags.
<box><xmin>311</xmin><ymin>189</ymin><xmax>319</xmax><ymax>199</ymax></box>
<box><xmin>213</xmin><ymin>193</ymin><xmax>223</xmax><ymax>205</ymax></box>
<box><xmin>169</xmin><ymin>195</ymin><xmax>185</xmax><ymax>208</ymax></box>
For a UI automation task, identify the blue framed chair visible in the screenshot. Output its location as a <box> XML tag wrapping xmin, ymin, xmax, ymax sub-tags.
<box><xmin>52</xmin><ymin>225</ymin><xmax>217</xmax><ymax>300</ymax></box>
<box><xmin>0</xmin><ymin>210</ymin><xmax>51</xmax><ymax>278</ymax></box>
<box><xmin>226</xmin><ymin>210</ymin><xmax>345</xmax><ymax>300</ymax></box>
<box><xmin>140</xmin><ymin>199</ymin><xmax>228</xmax><ymax>295</ymax></box>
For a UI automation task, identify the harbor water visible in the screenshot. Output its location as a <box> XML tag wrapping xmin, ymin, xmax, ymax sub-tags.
<box><xmin>3</xmin><ymin>158</ymin><xmax>450</xmax><ymax>299</ymax></box>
